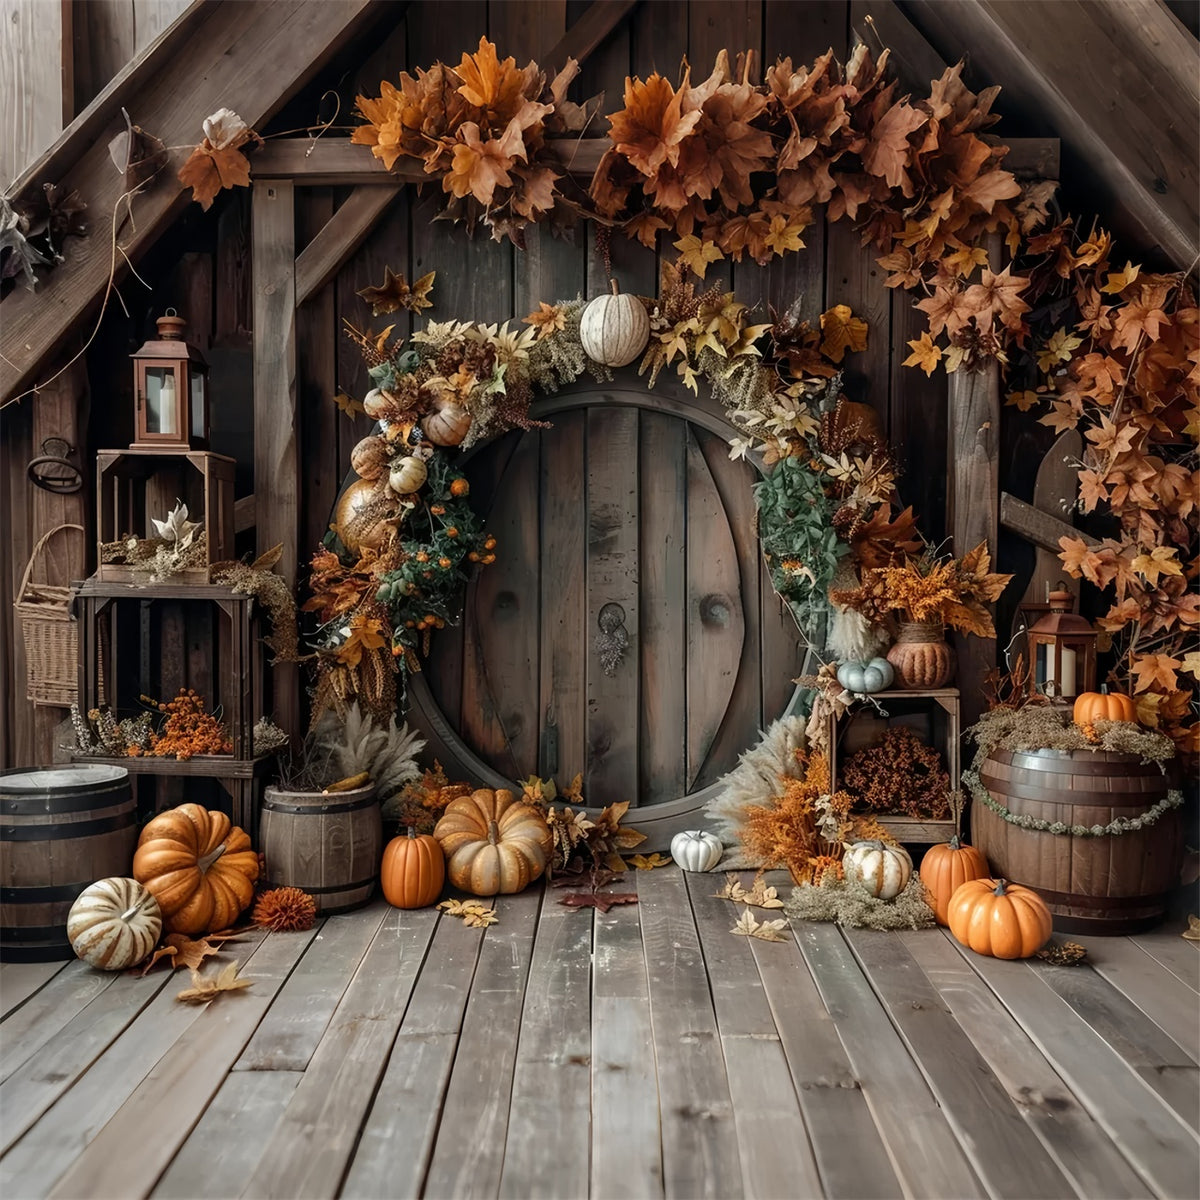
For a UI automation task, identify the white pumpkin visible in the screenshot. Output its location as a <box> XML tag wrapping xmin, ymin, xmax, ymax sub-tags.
<box><xmin>421</xmin><ymin>395</ymin><xmax>471</xmax><ymax>446</ymax></box>
<box><xmin>670</xmin><ymin>829</ymin><xmax>723</xmax><ymax>872</ymax></box>
<box><xmin>579</xmin><ymin>281</ymin><xmax>650</xmax><ymax>367</ymax></box>
<box><xmin>363</xmin><ymin>388</ymin><xmax>389</xmax><ymax>420</ymax></box>
<box><xmin>836</xmin><ymin>657</ymin><xmax>895</xmax><ymax>694</ymax></box>
<box><xmin>67</xmin><ymin>877</ymin><xmax>162</xmax><ymax>970</ymax></box>
<box><xmin>388</xmin><ymin>455</ymin><xmax>428</xmax><ymax>495</ymax></box>
<box><xmin>843</xmin><ymin>840</ymin><xmax>912</xmax><ymax>901</ymax></box>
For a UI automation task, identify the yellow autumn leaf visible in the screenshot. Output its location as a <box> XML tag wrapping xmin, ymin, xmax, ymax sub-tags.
<box><xmin>819</xmin><ymin>304</ymin><xmax>868</xmax><ymax>363</ymax></box>
<box><xmin>1182</xmin><ymin>652</ymin><xmax>1200</xmax><ymax>681</ymax></box>
<box><xmin>1130</xmin><ymin>545</ymin><xmax>1183</xmax><ymax>587</ymax></box>
<box><xmin>1036</xmin><ymin>327</ymin><xmax>1084</xmax><ymax>372</ymax></box>
<box><xmin>1005</xmin><ymin>390</ymin><xmax>1043</xmax><ymax>412</ymax></box>
<box><xmin>628</xmin><ymin>853</ymin><xmax>671</xmax><ymax>870</ymax></box>
<box><xmin>674</xmin><ymin>234</ymin><xmax>724</xmax><ymax>280</ymax></box>
<box><xmin>763</xmin><ymin>213</ymin><xmax>806</xmax><ymax>256</ymax></box>
<box><xmin>1100</xmin><ymin>261</ymin><xmax>1140</xmax><ymax>295</ymax></box>
<box><xmin>903</xmin><ymin>332</ymin><xmax>942</xmax><ymax>377</ymax></box>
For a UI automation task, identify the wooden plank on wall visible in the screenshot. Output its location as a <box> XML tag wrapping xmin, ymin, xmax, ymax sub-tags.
<box><xmin>252</xmin><ymin>180</ymin><xmax>300</xmax><ymax>738</ymax></box>
<box><xmin>0</xmin><ymin>0</ymin><xmax>67</xmax><ymax>186</ymax></box>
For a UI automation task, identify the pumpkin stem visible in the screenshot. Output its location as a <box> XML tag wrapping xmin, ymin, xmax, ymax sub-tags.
<box><xmin>949</xmin><ymin>834</ymin><xmax>961</xmax><ymax>850</ymax></box>
<box><xmin>406</xmin><ymin>826</ymin><xmax>417</xmax><ymax>840</ymax></box>
<box><xmin>487</xmin><ymin>819</ymin><xmax>500</xmax><ymax>846</ymax></box>
<box><xmin>993</xmin><ymin>878</ymin><xmax>1009</xmax><ymax>896</ymax></box>
<box><xmin>197</xmin><ymin>842</ymin><xmax>227</xmax><ymax>873</ymax></box>
<box><xmin>609</xmin><ymin>278</ymin><xmax>619</xmax><ymax>296</ymax></box>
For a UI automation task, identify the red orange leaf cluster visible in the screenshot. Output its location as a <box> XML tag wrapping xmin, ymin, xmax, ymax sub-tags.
<box><xmin>178</xmin><ymin>109</ymin><xmax>261</xmax><ymax>211</ymax></box>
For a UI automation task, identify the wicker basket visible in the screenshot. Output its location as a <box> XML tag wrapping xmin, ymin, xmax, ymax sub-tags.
<box><xmin>15</xmin><ymin>524</ymin><xmax>84</xmax><ymax>707</ymax></box>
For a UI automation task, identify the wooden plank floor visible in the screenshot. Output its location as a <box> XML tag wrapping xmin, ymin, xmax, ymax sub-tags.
<box><xmin>2</xmin><ymin>867</ymin><xmax>1197</xmax><ymax>1200</ymax></box>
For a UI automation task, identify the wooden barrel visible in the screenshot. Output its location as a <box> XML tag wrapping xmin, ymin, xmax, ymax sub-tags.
<box><xmin>259</xmin><ymin>784</ymin><xmax>381</xmax><ymax>913</ymax></box>
<box><xmin>974</xmin><ymin>749</ymin><xmax>1182</xmax><ymax>934</ymax></box>
<box><xmin>1</xmin><ymin>765</ymin><xmax>137</xmax><ymax>961</ymax></box>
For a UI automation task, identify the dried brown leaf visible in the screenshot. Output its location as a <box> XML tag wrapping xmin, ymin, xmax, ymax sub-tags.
<box><xmin>175</xmin><ymin>962</ymin><xmax>252</xmax><ymax>1003</ymax></box>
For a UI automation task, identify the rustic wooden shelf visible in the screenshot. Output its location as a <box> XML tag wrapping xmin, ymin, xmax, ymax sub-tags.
<box><xmin>66</xmin><ymin>753</ymin><xmax>275</xmax><ymax>779</ymax></box>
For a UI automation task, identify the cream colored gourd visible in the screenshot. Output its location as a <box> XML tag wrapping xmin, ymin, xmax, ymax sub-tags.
<box><xmin>388</xmin><ymin>455</ymin><xmax>428</xmax><ymax>495</ymax></box>
<box><xmin>670</xmin><ymin>830</ymin><xmax>723</xmax><ymax>872</ymax></box>
<box><xmin>579</xmin><ymin>280</ymin><xmax>650</xmax><ymax>367</ymax></box>
<box><xmin>434</xmin><ymin>789</ymin><xmax>553</xmax><ymax>896</ymax></box>
<box><xmin>843</xmin><ymin>840</ymin><xmax>912</xmax><ymax>900</ymax></box>
<box><xmin>421</xmin><ymin>395</ymin><xmax>472</xmax><ymax>446</ymax></box>
<box><xmin>67</xmin><ymin>877</ymin><xmax>162</xmax><ymax>970</ymax></box>
<box><xmin>350</xmin><ymin>435</ymin><xmax>389</xmax><ymax>481</ymax></box>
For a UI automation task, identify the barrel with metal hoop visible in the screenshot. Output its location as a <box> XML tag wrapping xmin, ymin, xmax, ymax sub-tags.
<box><xmin>973</xmin><ymin>748</ymin><xmax>1182</xmax><ymax>934</ymax></box>
<box><xmin>1</xmin><ymin>765</ymin><xmax>137</xmax><ymax>960</ymax></box>
<box><xmin>259</xmin><ymin>783</ymin><xmax>381</xmax><ymax>913</ymax></box>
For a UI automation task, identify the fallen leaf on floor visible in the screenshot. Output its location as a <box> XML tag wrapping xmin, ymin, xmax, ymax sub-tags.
<box><xmin>559</xmin><ymin>892</ymin><xmax>638</xmax><ymax>913</ymax></box>
<box><xmin>713</xmin><ymin>873</ymin><xmax>784</xmax><ymax>908</ymax></box>
<box><xmin>731</xmin><ymin>910</ymin><xmax>789</xmax><ymax>942</ymax></box>
<box><xmin>136</xmin><ymin>944</ymin><xmax>177</xmax><ymax>975</ymax></box>
<box><xmin>175</xmin><ymin>963</ymin><xmax>252</xmax><ymax>1003</ymax></box>
<box><xmin>1035</xmin><ymin>940</ymin><xmax>1088</xmax><ymax>966</ymax></box>
<box><xmin>628</xmin><ymin>853</ymin><xmax>671</xmax><ymax>870</ymax></box>
<box><xmin>437</xmin><ymin>898</ymin><xmax>496</xmax><ymax>925</ymax></box>
<box><xmin>714</xmin><ymin>873</ymin><xmax>749</xmax><ymax>902</ymax></box>
<box><xmin>137</xmin><ymin>929</ymin><xmax>243</xmax><ymax>975</ymax></box>
<box><xmin>462</xmin><ymin>908</ymin><xmax>499</xmax><ymax>928</ymax></box>
<box><xmin>1182</xmin><ymin>915</ymin><xmax>1199</xmax><ymax>941</ymax></box>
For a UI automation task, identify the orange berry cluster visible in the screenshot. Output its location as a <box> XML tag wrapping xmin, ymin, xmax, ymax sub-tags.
<box><xmin>468</xmin><ymin>534</ymin><xmax>498</xmax><ymax>566</ymax></box>
<box><xmin>147</xmin><ymin>689</ymin><xmax>233</xmax><ymax>760</ymax></box>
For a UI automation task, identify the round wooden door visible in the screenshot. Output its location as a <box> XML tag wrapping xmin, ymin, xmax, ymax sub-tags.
<box><xmin>407</xmin><ymin>377</ymin><xmax>804</xmax><ymax>846</ymax></box>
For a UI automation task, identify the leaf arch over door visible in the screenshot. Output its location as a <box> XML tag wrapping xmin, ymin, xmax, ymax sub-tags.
<box><xmin>407</xmin><ymin>373</ymin><xmax>805</xmax><ymax>846</ymax></box>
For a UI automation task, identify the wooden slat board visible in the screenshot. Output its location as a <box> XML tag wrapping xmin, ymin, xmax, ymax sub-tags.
<box><xmin>3</xmin><ymin>869</ymin><xmax>1199</xmax><ymax>1198</ymax></box>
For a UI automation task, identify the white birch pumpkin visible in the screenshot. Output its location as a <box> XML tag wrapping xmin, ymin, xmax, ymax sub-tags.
<box><xmin>579</xmin><ymin>281</ymin><xmax>650</xmax><ymax>367</ymax></box>
<box><xmin>67</xmin><ymin>877</ymin><xmax>162</xmax><ymax>970</ymax></box>
<box><xmin>843</xmin><ymin>840</ymin><xmax>912</xmax><ymax>900</ymax></box>
<box><xmin>670</xmin><ymin>829</ymin><xmax>724</xmax><ymax>872</ymax></box>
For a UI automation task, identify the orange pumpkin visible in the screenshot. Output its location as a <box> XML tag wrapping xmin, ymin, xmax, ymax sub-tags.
<box><xmin>382</xmin><ymin>827</ymin><xmax>445</xmax><ymax>909</ymax></box>
<box><xmin>1073</xmin><ymin>687</ymin><xmax>1137</xmax><ymax>726</ymax></box>
<box><xmin>132</xmin><ymin>803</ymin><xmax>258</xmax><ymax>935</ymax></box>
<box><xmin>947</xmin><ymin>877</ymin><xmax>1053</xmax><ymax>960</ymax></box>
<box><xmin>920</xmin><ymin>835</ymin><xmax>989</xmax><ymax>926</ymax></box>
<box><xmin>434</xmin><ymin>789</ymin><xmax>553</xmax><ymax>896</ymax></box>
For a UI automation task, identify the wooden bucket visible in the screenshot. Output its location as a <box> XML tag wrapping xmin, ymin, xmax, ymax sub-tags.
<box><xmin>1</xmin><ymin>765</ymin><xmax>137</xmax><ymax>961</ymax></box>
<box><xmin>974</xmin><ymin>749</ymin><xmax>1182</xmax><ymax>934</ymax></box>
<box><xmin>259</xmin><ymin>784</ymin><xmax>381</xmax><ymax>913</ymax></box>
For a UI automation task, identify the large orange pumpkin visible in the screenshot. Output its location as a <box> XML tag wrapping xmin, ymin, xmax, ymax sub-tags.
<box><xmin>382</xmin><ymin>827</ymin><xmax>445</xmax><ymax>909</ymax></box>
<box><xmin>919</xmin><ymin>835</ymin><xmax>989</xmax><ymax>926</ymax></box>
<box><xmin>132</xmin><ymin>804</ymin><xmax>259</xmax><ymax>935</ymax></box>
<box><xmin>1073</xmin><ymin>687</ymin><xmax>1137</xmax><ymax>726</ymax></box>
<box><xmin>433</xmin><ymin>789</ymin><xmax>553</xmax><ymax>896</ymax></box>
<box><xmin>947</xmin><ymin>877</ymin><xmax>1052</xmax><ymax>959</ymax></box>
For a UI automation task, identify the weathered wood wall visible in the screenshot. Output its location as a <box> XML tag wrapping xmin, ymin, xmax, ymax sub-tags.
<box><xmin>1</xmin><ymin>0</ymin><xmax>1075</xmax><ymax>766</ymax></box>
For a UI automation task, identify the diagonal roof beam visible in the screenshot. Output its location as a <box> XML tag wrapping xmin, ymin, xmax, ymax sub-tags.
<box><xmin>1</xmin><ymin>0</ymin><xmax>382</xmax><ymax>405</ymax></box>
<box><xmin>544</xmin><ymin>0</ymin><xmax>639</xmax><ymax>71</ymax></box>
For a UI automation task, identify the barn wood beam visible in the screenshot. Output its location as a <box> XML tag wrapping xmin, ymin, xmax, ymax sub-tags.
<box><xmin>295</xmin><ymin>186</ymin><xmax>397</xmax><ymax>306</ymax></box>
<box><xmin>1000</xmin><ymin>493</ymin><xmax>1099</xmax><ymax>555</ymax></box>
<box><xmin>252</xmin><ymin>180</ymin><xmax>300</xmax><ymax>738</ymax></box>
<box><xmin>903</xmin><ymin>0</ymin><xmax>1199</xmax><ymax>268</ymax></box>
<box><xmin>0</xmin><ymin>0</ymin><xmax>380</xmax><ymax>406</ymax></box>
<box><xmin>254</xmin><ymin>135</ymin><xmax>1060</xmax><ymax>186</ymax></box>
<box><xmin>544</xmin><ymin>0</ymin><xmax>639</xmax><ymax>71</ymax></box>
<box><xmin>851</xmin><ymin>0</ymin><xmax>949</xmax><ymax>97</ymax></box>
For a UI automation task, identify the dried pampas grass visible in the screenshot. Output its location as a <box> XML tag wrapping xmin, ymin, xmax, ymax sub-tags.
<box><xmin>704</xmin><ymin>715</ymin><xmax>808</xmax><ymax>861</ymax></box>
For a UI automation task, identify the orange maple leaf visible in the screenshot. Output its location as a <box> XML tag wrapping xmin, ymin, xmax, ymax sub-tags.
<box><xmin>962</xmin><ymin>265</ymin><xmax>1030</xmax><ymax>334</ymax></box>
<box><xmin>674</xmin><ymin>234</ymin><xmax>724</xmax><ymax>279</ymax></box>
<box><xmin>607</xmin><ymin>73</ymin><xmax>702</xmax><ymax>176</ymax></box>
<box><xmin>337</xmin><ymin>615</ymin><xmax>388</xmax><ymax>669</ymax></box>
<box><xmin>1058</xmin><ymin>535</ymin><xmax>1096</xmax><ymax>579</ymax></box>
<box><xmin>1083</xmin><ymin>415</ymin><xmax>1138</xmax><ymax>457</ymax></box>
<box><xmin>861</xmin><ymin>101</ymin><xmax>928</xmax><ymax>194</ymax></box>
<box><xmin>1131</xmin><ymin>654</ymin><xmax>1182</xmax><ymax>694</ymax></box>
<box><xmin>444</xmin><ymin>120</ymin><xmax>525</xmax><ymax>206</ymax></box>
<box><xmin>178</xmin><ymin>141</ymin><xmax>255</xmax><ymax>211</ymax></box>
<box><xmin>819</xmin><ymin>305</ymin><xmax>868</xmax><ymax>363</ymax></box>
<box><xmin>903</xmin><ymin>332</ymin><xmax>942</xmax><ymax>376</ymax></box>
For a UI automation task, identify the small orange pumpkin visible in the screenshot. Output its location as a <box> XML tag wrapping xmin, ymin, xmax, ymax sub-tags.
<box><xmin>434</xmin><ymin>789</ymin><xmax>553</xmax><ymax>896</ymax></box>
<box><xmin>947</xmin><ymin>877</ymin><xmax>1052</xmax><ymax>959</ymax></box>
<box><xmin>381</xmin><ymin>827</ymin><xmax>445</xmax><ymax>909</ymax></box>
<box><xmin>919</xmin><ymin>835</ymin><xmax>989</xmax><ymax>926</ymax></box>
<box><xmin>1073</xmin><ymin>686</ymin><xmax>1137</xmax><ymax>726</ymax></box>
<box><xmin>132</xmin><ymin>804</ymin><xmax>258</xmax><ymax>935</ymax></box>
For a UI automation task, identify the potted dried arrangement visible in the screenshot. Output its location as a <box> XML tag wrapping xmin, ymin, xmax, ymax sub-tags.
<box><xmin>261</xmin><ymin>703</ymin><xmax>424</xmax><ymax>913</ymax></box>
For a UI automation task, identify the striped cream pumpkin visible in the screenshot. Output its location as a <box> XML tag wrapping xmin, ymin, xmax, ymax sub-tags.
<box><xmin>579</xmin><ymin>281</ymin><xmax>650</xmax><ymax>367</ymax></box>
<box><xmin>67</xmin><ymin>877</ymin><xmax>162</xmax><ymax>970</ymax></box>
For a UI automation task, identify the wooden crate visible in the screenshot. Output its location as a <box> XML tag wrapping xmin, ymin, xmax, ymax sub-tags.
<box><xmin>829</xmin><ymin>689</ymin><xmax>961</xmax><ymax>844</ymax></box>
<box><xmin>95</xmin><ymin>449</ymin><xmax>235</xmax><ymax>583</ymax></box>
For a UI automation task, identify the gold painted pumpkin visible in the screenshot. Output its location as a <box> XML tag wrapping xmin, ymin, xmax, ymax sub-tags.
<box><xmin>919</xmin><ymin>835</ymin><xmax>989</xmax><ymax>926</ymax></box>
<box><xmin>579</xmin><ymin>280</ymin><xmax>650</xmax><ymax>367</ymax></box>
<box><xmin>947</xmin><ymin>877</ymin><xmax>1052</xmax><ymax>959</ymax></box>
<box><xmin>843</xmin><ymin>840</ymin><xmax>912</xmax><ymax>900</ymax></box>
<box><xmin>388</xmin><ymin>455</ymin><xmax>428</xmax><ymax>496</ymax></box>
<box><xmin>132</xmin><ymin>803</ymin><xmax>259</xmax><ymax>935</ymax></box>
<box><xmin>333</xmin><ymin>478</ymin><xmax>392</xmax><ymax>556</ymax></box>
<box><xmin>421</xmin><ymin>395</ymin><xmax>471</xmax><ymax>446</ymax></box>
<box><xmin>382</xmin><ymin>827</ymin><xmax>445</xmax><ymax>909</ymax></box>
<box><xmin>67</xmin><ymin>877</ymin><xmax>162</xmax><ymax>970</ymax></box>
<box><xmin>434</xmin><ymin>789</ymin><xmax>553</xmax><ymax>896</ymax></box>
<box><xmin>350</xmin><ymin>435</ymin><xmax>390</xmax><ymax>481</ymax></box>
<box><xmin>1073</xmin><ymin>687</ymin><xmax>1137</xmax><ymax>726</ymax></box>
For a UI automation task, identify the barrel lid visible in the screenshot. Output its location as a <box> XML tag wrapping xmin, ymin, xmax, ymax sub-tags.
<box><xmin>0</xmin><ymin>765</ymin><xmax>129</xmax><ymax>792</ymax></box>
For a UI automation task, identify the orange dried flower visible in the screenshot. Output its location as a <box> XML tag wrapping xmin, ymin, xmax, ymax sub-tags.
<box><xmin>253</xmin><ymin>887</ymin><xmax>317</xmax><ymax>932</ymax></box>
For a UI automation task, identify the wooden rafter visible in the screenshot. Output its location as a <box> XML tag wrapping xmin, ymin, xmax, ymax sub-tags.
<box><xmin>0</xmin><ymin>0</ymin><xmax>381</xmax><ymax>405</ymax></box>
<box><xmin>543</xmin><ymin>0</ymin><xmax>639</xmax><ymax>71</ymax></box>
<box><xmin>295</xmin><ymin>187</ymin><xmax>397</xmax><ymax>307</ymax></box>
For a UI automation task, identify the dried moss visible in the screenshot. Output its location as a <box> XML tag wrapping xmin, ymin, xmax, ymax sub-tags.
<box><xmin>784</xmin><ymin>870</ymin><xmax>935</xmax><ymax>930</ymax></box>
<box><xmin>214</xmin><ymin>562</ymin><xmax>300</xmax><ymax>663</ymax></box>
<box><xmin>967</xmin><ymin>706</ymin><xmax>1174</xmax><ymax>769</ymax></box>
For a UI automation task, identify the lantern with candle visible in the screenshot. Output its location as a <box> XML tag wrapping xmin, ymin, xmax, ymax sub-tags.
<box><xmin>130</xmin><ymin>310</ymin><xmax>209</xmax><ymax>450</ymax></box>
<box><xmin>1027</xmin><ymin>587</ymin><xmax>1097</xmax><ymax>702</ymax></box>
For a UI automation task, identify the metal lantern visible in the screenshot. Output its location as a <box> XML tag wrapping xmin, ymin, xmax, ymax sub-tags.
<box><xmin>130</xmin><ymin>310</ymin><xmax>209</xmax><ymax>450</ymax></box>
<box><xmin>1028</xmin><ymin>587</ymin><xmax>1097</xmax><ymax>702</ymax></box>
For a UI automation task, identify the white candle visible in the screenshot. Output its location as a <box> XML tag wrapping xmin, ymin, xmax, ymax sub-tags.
<box><xmin>1060</xmin><ymin>647</ymin><xmax>1077</xmax><ymax>698</ymax></box>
